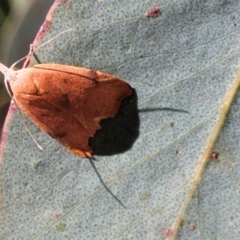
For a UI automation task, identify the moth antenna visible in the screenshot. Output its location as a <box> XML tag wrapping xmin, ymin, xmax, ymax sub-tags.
<box><xmin>10</xmin><ymin>28</ymin><xmax>74</xmax><ymax>69</ymax></box>
<box><xmin>88</xmin><ymin>158</ymin><xmax>126</xmax><ymax>209</ymax></box>
<box><xmin>32</xmin><ymin>28</ymin><xmax>74</xmax><ymax>54</ymax></box>
<box><xmin>11</xmin><ymin>99</ymin><xmax>44</xmax><ymax>151</ymax></box>
<box><xmin>14</xmin><ymin>105</ymin><xmax>43</xmax><ymax>151</ymax></box>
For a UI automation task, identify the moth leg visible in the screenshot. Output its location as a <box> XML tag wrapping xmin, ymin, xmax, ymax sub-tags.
<box><xmin>33</xmin><ymin>52</ymin><xmax>42</xmax><ymax>64</ymax></box>
<box><xmin>88</xmin><ymin>157</ymin><xmax>126</xmax><ymax>209</ymax></box>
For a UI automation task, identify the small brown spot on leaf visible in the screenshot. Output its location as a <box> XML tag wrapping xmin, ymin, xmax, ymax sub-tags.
<box><xmin>145</xmin><ymin>6</ymin><xmax>161</xmax><ymax>18</ymax></box>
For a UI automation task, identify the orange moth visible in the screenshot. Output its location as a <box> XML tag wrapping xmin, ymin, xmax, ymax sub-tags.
<box><xmin>0</xmin><ymin>28</ymin><xmax>132</xmax><ymax>158</ymax></box>
<box><xmin>0</xmin><ymin>31</ymin><xmax>132</xmax><ymax>207</ymax></box>
<box><xmin>1</xmin><ymin>63</ymin><xmax>132</xmax><ymax>158</ymax></box>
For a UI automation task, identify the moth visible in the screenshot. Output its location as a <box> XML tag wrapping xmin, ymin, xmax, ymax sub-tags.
<box><xmin>1</xmin><ymin>63</ymin><xmax>132</xmax><ymax>158</ymax></box>
<box><xmin>0</xmin><ymin>30</ymin><xmax>133</xmax><ymax>207</ymax></box>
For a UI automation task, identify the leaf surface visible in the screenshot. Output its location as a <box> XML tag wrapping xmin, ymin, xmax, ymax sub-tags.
<box><xmin>1</xmin><ymin>0</ymin><xmax>240</xmax><ymax>239</ymax></box>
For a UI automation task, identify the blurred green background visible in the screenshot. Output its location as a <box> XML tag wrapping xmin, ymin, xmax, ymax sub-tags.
<box><xmin>0</xmin><ymin>0</ymin><xmax>53</xmax><ymax>139</ymax></box>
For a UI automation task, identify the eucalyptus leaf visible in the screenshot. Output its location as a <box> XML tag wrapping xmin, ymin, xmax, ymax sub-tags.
<box><xmin>1</xmin><ymin>0</ymin><xmax>240</xmax><ymax>239</ymax></box>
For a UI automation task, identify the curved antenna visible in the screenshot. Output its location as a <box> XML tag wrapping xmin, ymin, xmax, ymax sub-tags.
<box><xmin>14</xmin><ymin>104</ymin><xmax>43</xmax><ymax>150</ymax></box>
<box><xmin>10</xmin><ymin>28</ymin><xmax>74</xmax><ymax>69</ymax></box>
